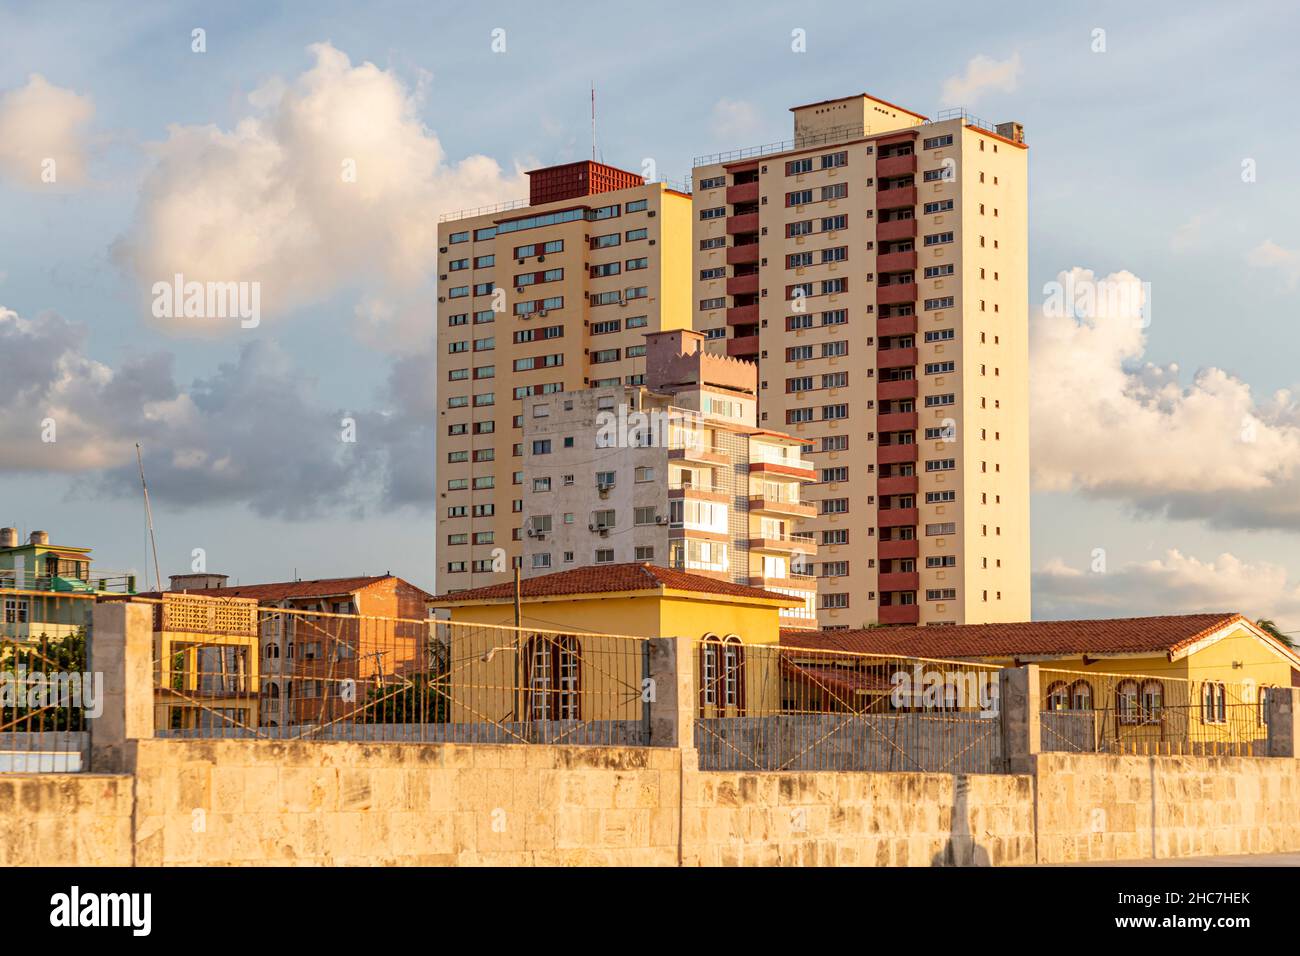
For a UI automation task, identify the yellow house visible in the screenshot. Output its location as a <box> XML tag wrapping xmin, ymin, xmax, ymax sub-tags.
<box><xmin>781</xmin><ymin>613</ymin><xmax>1300</xmax><ymax>753</ymax></box>
<box><xmin>427</xmin><ymin>562</ymin><xmax>800</xmax><ymax>728</ymax></box>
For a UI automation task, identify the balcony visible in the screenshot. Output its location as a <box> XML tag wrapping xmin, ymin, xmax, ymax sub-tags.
<box><xmin>876</xmin><ymin>153</ymin><xmax>917</xmax><ymax>178</ymax></box>
<box><xmin>876</xmin><ymin>411</ymin><xmax>918</xmax><ymax>432</ymax></box>
<box><xmin>876</xmin><ymin>378</ymin><xmax>918</xmax><ymax>401</ymax></box>
<box><xmin>877</xmin><ymin>507</ymin><xmax>919</xmax><ymax>528</ymax></box>
<box><xmin>878</xmin><ymin>603</ymin><xmax>921</xmax><ymax>626</ymax></box>
<box><xmin>726</xmin><ymin>181</ymin><xmax>760</xmax><ymax>205</ymax></box>
<box><xmin>877</xmin><ymin>444</ymin><xmax>919</xmax><ymax>465</ymax></box>
<box><xmin>877</xmin><ymin>474</ymin><xmax>919</xmax><ymax>496</ymax></box>
<box><xmin>875</xmin><ymin>218</ymin><xmax>917</xmax><ymax>243</ymax></box>
<box><xmin>877</xmin><ymin>314</ymin><xmax>918</xmax><ymax>337</ymax></box>
<box><xmin>749</xmin><ymin>456</ymin><xmax>816</xmax><ymax>480</ymax></box>
<box><xmin>727</xmin><ymin>212</ymin><xmax>760</xmax><ymax>235</ymax></box>
<box><xmin>748</xmin><ymin>532</ymin><xmax>816</xmax><ymax>555</ymax></box>
<box><xmin>876</xmin><ymin>250</ymin><xmax>917</xmax><ymax>273</ymax></box>
<box><xmin>726</xmin><ymin>243</ymin><xmax>760</xmax><ymax>266</ymax></box>
<box><xmin>726</xmin><ymin>334</ymin><xmax>760</xmax><ymax>359</ymax></box>
<box><xmin>0</xmin><ymin>568</ymin><xmax>137</xmax><ymax>595</ymax></box>
<box><xmin>670</xmin><ymin>483</ymin><xmax>730</xmax><ymax>504</ymax></box>
<box><xmin>726</xmin><ymin>274</ymin><xmax>760</xmax><ymax>296</ymax></box>
<box><xmin>878</xmin><ymin>539</ymin><xmax>919</xmax><ymax>561</ymax></box>
<box><xmin>877</xmin><ymin>185</ymin><xmax>917</xmax><ymax>210</ymax></box>
<box><xmin>877</xmin><ymin>283</ymin><xmax>918</xmax><ymax>306</ymax></box>
<box><xmin>748</xmin><ymin>573</ymin><xmax>817</xmax><ymax>591</ymax></box>
<box><xmin>748</xmin><ymin>495</ymin><xmax>816</xmax><ymax>518</ymax></box>
<box><xmin>878</xmin><ymin>571</ymin><xmax>920</xmax><ymax>592</ymax></box>
<box><xmin>668</xmin><ymin>445</ymin><xmax>729</xmax><ymax>466</ymax></box>
<box><xmin>726</xmin><ymin>303</ymin><xmax>759</xmax><ymax>326</ymax></box>
<box><xmin>877</xmin><ymin>346</ymin><xmax>918</xmax><ymax>369</ymax></box>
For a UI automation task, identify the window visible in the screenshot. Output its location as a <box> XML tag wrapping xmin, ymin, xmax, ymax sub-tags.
<box><xmin>531</xmin><ymin>553</ymin><xmax>552</xmax><ymax>570</ymax></box>
<box><xmin>1202</xmin><ymin>681</ymin><xmax>1227</xmax><ymax>724</ymax></box>
<box><xmin>786</xmin><ymin>157</ymin><xmax>813</xmax><ymax>175</ymax></box>
<box><xmin>925</xmin><ymin>491</ymin><xmax>956</xmax><ymax>504</ymax></box>
<box><xmin>924</xmin><ymin>264</ymin><xmax>955</xmax><ymax>279</ymax></box>
<box><xmin>525</xmin><ymin>635</ymin><xmax>581</xmax><ymax>720</ymax></box>
<box><xmin>925</xmin><ymin>588</ymin><xmax>957</xmax><ymax>601</ymax></box>
<box><xmin>788</xmin><ymin>251</ymin><xmax>814</xmax><ymax>268</ymax></box>
<box><xmin>926</xmin><ymin>458</ymin><xmax>956</xmax><ymax>472</ymax></box>
<box><xmin>1070</xmin><ymin>681</ymin><xmax>1093</xmax><ymax>711</ymax></box>
<box><xmin>786</xmin><ymin>345</ymin><xmax>814</xmax><ymax>362</ymax></box>
<box><xmin>925</xmin><ymin>394</ymin><xmax>956</xmax><ymax>407</ymax></box>
<box><xmin>925</xmin><ymin>555</ymin><xmax>957</xmax><ymax>568</ymax></box>
<box><xmin>925</xmin><ymin>523</ymin><xmax>956</xmax><ymax>536</ymax></box>
<box><xmin>1117</xmin><ymin>680</ymin><xmax>1141</xmax><ymax>725</ymax></box>
<box><xmin>700</xmin><ymin>266</ymin><xmax>726</xmax><ymax>280</ymax></box>
<box><xmin>924</xmin><ymin>232</ymin><xmax>954</xmax><ymax>246</ymax></box>
<box><xmin>820</xmin><ymin>561</ymin><xmax>849</xmax><ymax>577</ymax></box>
<box><xmin>591</xmin><ymin>509</ymin><xmax>615</xmax><ymax>530</ymax></box>
<box><xmin>634</xmin><ymin>506</ymin><xmax>657</xmax><ymax>526</ymax></box>
<box><xmin>821</xmin><ymin>151</ymin><xmax>848</xmax><ymax>169</ymax></box>
<box><xmin>821</xmin><ymin>214</ymin><xmax>847</xmax><ymax>232</ymax></box>
<box><xmin>822</xmin><ymin>372</ymin><xmax>847</xmax><ymax>389</ymax></box>
<box><xmin>698</xmin><ymin>175</ymin><xmax>725</xmax><ymax>190</ymax></box>
<box><xmin>821</xmin><ymin>183</ymin><xmax>847</xmax><ymax>201</ymax></box>
<box><xmin>925</xmin><ymin>361</ymin><xmax>956</xmax><ymax>375</ymax></box>
<box><xmin>1140</xmin><ymin>680</ymin><xmax>1163</xmax><ymax>723</ymax></box>
<box><xmin>923</xmin><ymin>134</ymin><xmax>954</xmax><ymax>149</ymax></box>
<box><xmin>700</xmin><ymin>206</ymin><xmax>727</xmax><ymax>220</ymax></box>
<box><xmin>924</xmin><ymin>328</ymin><xmax>955</xmax><ymax>343</ymax></box>
<box><xmin>822</xmin><ymin>341</ymin><xmax>848</xmax><ymax>358</ymax></box>
<box><xmin>925</xmin><ymin>296</ymin><xmax>955</xmax><ymax>311</ymax></box>
<box><xmin>591</xmin><ymin>319</ymin><xmax>621</xmax><ymax>335</ymax></box>
<box><xmin>3</xmin><ymin>598</ymin><xmax>29</xmax><ymax>624</ymax></box>
<box><xmin>821</xmin><ymin>593</ymin><xmax>850</xmax><ymax>609</ymax></box>
<box><xmin>822</xmin><ymin>529</ymin><xmax>848</xmax><ymax>545</ymax></box>
<box><xmin>532</xmin><ymin>477</ymin><xmax>551</xmax><ymax>492</ymax></box>
<box><xmin>635</xmin><ymin>546</ymin><xmax>655</xmax><ymax>561</ymax></box>
<box><xmin>822</xmin><ymin>309</ymin><xmax>848</xmax><ymax>326</ymax></box>
<box><xmin>821</xmin><ymin>467</ymin><xmax>848</xmax><ymax>482</ymax></box>
<box><xmin>594</xmin><ymin>548</ymin><xmax>615</xmax><ymax>564</ymax></box>
<box><xmin>787</xmin><ymin>376</ymin><xmax>813</xmax><ymax>392</ymax></box>
<box><xmin>821</xmin><ymin>435</ymin><xmax>848</xmax><ymax>452</ymax></box>
<box><xmin>626</xmin><ymin>227</ymin><xmax>648</xmax><ymax>242</ymax></box>
<box><xmin>787</xmin><ymin>189</ymin><xmax>813</xmax><ymax>206</ymax></box>
<box><xmin>591</xmin><ymin>261</ymin><xmax>621</xmax><ymax>277</ymax></box>
<box><xmin>820</xmin><ymin>498</ymin><xmax>849</xmax><ymax>515</ymax></box>
<box><xmin>625</xmin><ymin>198</ymin><xmax>648</xmax><ymax>213</ymax></box>
<box><xmin>591</xmin><ymin>348</ymin><xmax>620</xmax><ymax>364</ymax></box>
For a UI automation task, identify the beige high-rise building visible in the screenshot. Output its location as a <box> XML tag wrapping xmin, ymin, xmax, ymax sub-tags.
<box><xmin>436</xmin><ymin>161</ymin><xmax>692</xmax><ymax>593</ymax></box>
<box><xmin>691</xmin><ymin>93</ymin><xmax>1030</xmax><ymax>628</ymax></box>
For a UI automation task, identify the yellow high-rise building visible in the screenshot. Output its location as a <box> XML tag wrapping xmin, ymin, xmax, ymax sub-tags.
<box><xmin>436</xmin><ymin>162</ymin><xmax>693</xmax><ymax>592</ymax></box>
<box><xmin>691</xmin><ymin>94</ymin><xmax>1030</xmax><ymax>628</ymax></box>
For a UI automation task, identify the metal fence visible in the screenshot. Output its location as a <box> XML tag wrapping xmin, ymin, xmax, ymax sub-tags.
<box><xmin>694</xmin><ymin>639</ymin><xmax>1006</xmax><ymax>773</ymax></box>
<box><xmin>1038</xmin><ymin>668</ymin><xmax>1273</xmax><ymax>756</ymax></box>
<box><xmin>0</xmin><ymin>600</ymin><xmax>91</xmax><ymax>772</ymax></box>
<box><xmin>146</xmin><ymin>595</ymin><xmax>654</xmax><ymax>746</ymax></box>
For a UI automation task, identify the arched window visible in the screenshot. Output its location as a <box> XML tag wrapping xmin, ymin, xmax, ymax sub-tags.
<box><xmin>1070</xmin><ymin>680</ymin><xmax>1093</xmax><ymax>711</ymax></box>
<box><xmin>1259</xmin><ymin>685</ymin><xmax>1273</xmax><ymax>727</ymax></box>
<box><xmin>1045</xmin><ymin>681</ymin><xmax>1069</xmax><ymax>712</ymax></box>
<box><xmin>699</xmin><ymin>634</ymin><xmax>745</xmax><ymax>714</ymax></box>
<box><xmin>1116</xmin><ymin>680</ymin><xmax>1140</xmax><ymax>725</ymax></box>
<box><xmin>1201</xmin><ymin>681</ymin><xmax>1227</xmax><ymax>724</ymax></box>
<box><xmin>524</xmin><ymin>635</ymin><xmax>581</xmax><ymax>721</ymax></box>
<box><xmin>1140</xmin><ymin>680</ymin><xmax>1163</xmax><ymax>724</ymax></box>
<box><xmin>265</xmin><ymin>643</ymin><xmax>279</xmax><ymax>659</ymax></box>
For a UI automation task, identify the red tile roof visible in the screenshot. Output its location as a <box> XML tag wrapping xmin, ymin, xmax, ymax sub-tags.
<box><xmin>780</xmin><ymin>613</ymin><xmax>1265</xmax><ymax>660</ymax></box>
<box><xmin>159</xmin><ymin>575</ymin><xmax>431</xmax><ymax>602</ymax></box>
<box><xmin>430</xmin><ymin>563</ymin><xmax>797</xmax><ymax>605</ymax></box>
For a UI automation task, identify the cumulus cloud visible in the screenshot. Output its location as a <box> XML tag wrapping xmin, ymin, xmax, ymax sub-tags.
<box><xmin>112</xmin><ymin>42</ymin><xmax>527</xmax><ymax>329</ymax></box>
<box><xmin>1247</xmin><ymin>240</ymin><xmax>1300</xmax><ymax>289</ymax></box>
<box><xmin>1035</xmin><ymin>550</ymin><xmax>1300</xmax><ymax>630</ymax></box>
<box><xmin>0</xmin><ymin>304</ymin><xmax>427</xmax><ymax>520</ymax></box>
<box><xmin>0</xmin><ymin>74</ymin><xmax>94</xmax><ymax>187</ymax></box>
<box><xmin>1031</xmin><ymin>267</ymin><xmax>1300</xmax><ymax>530</ymax></box>
<box><xmin>940</xmin><ymin>53</ymin><xmax>1022</xmax><ymax>107</ymax></box>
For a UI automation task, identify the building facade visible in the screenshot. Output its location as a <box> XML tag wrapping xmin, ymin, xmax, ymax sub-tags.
<box><xmin>690</xmin><ymin>93</ymin><xmax>1030</xmax><ymax>628</ymax></box>
<box><xmin>519</xmin><ymin>329</ymin><xmax>818</xmax><ymax>627</ymax></box>
<box><xmin>0</xmin><ymin>527</ymin><xmax>136</xmax><ymax>641</ymax></box>
<box><xmin>436</xmin><ymin>161</ymin><xmax>693</xmax><ymax>594</ymax></box>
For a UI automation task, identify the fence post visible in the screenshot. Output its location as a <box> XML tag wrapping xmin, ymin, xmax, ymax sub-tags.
<box><xmin>1001</xmin><ymin>664</ymin><xmax>1040</xmax><ymax>773</ymax></box>
<box><xmin>647</xmin><ymin>636</ymin><xmax>694</xmax><ymax>754</ymax></box>
<box><xmin>1267</xmin><ymin>686</ymin><xmax>1299</xmax><ymax>757</ymax></box>
<box><xmin>89</xmin><ymin>600</ymin><xmax>155</xmax><ymax>771</ymax></box>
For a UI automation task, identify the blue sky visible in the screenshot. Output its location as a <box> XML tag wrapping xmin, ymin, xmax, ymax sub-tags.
<box><xmin>3</xmin><ymin>0</ymin><xmax>1300</xmax><ymax>628</ymax></box>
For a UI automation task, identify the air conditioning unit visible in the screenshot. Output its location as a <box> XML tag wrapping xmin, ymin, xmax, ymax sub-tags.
<box><xmin>439</xmin><ymin>246</ymin><xmax>448</xmax><ymax>253</ymax></box>
<box><xmin>525</xmin><ymin>527</ymin><xmax>537</xmax><ymax>538</ymax></box>
<box><xmin>535</xmin><ymin>532</ymin><xmax>546</xmax><ymax>541</ymax></box>
<box><xmin>655</xmin><ymin>515</ymin><xmax>668</xmax><ymax>526</ymax></box>
<box><xmin>598</xmin><ymin>487</ymin><xmax>610</xmax><ymax>499</ymax></box>
<box><xmin>538</xmin><ymin>255</ymin><xmax>546</xmax><ymax>262</ymax></box>
<box><xmin>599</xmin><ymin>528</ymin><xmax>609</xmax><ymax>537</ymax></box>
<box><xmin>517</xmin><ymin>258</ymin><xmax>525</xmax><ymax>265</ymax></box>
<box><xmin>516</xmin><ymin>286</ymin><xmax>526</xmax><ymax>293</ymax></box>
<box><xmin>537</xmin><ymin>309</ymin><xmax>548</xmax><ymax>317</ymax></box>
<box><xmin>439</xmin><ymin>274</ymin><xmax>448</xmax><ymax>281</ymax></box>
<box><xmin>588</xmin><ymin>523</ymin><xmax>597</xmax><ymax>531</ymax></box>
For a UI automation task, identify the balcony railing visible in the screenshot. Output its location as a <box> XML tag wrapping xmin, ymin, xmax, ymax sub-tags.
<box><xmin>0</xmin><ymin>569</ymin><xmax>137</xmax><ymax>594</ymax></box>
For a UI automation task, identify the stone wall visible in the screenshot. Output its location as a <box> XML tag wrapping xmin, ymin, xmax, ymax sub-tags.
<box><xmin>683</xmin><ymin>767</ymin><xmax>1036</xmax><ymax>866</ymax></box>
<box><xmin>6</xmin><ymin>741</ymin><xmax>1300</xmax><ymax>865</ymax></box>
<box><xmin>0</xmin><ymin>774</ymin><xmax>133</xmax><ymax>865</ymax></box>
<box><xmin>1034</xmin><ymin>752</ymin><xmax>1300</xmax><ymax>863</ymax></box>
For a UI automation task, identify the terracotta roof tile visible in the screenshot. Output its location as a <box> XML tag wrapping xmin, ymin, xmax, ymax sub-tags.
<box><xmin>160</xmin><ymin>575</ymin><xmax>431</xmax><ymax>602</ymax></box>
<box><xmin>780</xmin><ymin>613</ymin><xmax>1251</xmax><ymax>659</ymax></box>
<box><xmin>431</xmin><ymin>563</ymin><xmax>796</xmax><ymax>604</ymax></box>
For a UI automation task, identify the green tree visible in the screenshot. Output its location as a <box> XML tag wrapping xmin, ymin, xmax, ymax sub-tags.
<box><xmin>1256</xmin><ymin>619</ymin><xmax>1296</xmax><ymax>649</ymax></box>
<box><xmin>0</xmin><ymin>627</ymin><xmax>89</xmax><ymax>731</ymax></box>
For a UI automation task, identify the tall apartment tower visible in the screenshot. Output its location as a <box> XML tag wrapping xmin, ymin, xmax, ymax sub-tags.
<box><xmin>519</xmin><ymin>329</ymin><xmax>818</xmax><ymax>629</ymax></box>
<box><xmin>691</xmin><ymin>93</ymin><xmax>1030</xmax><ymax>629</ymax></box>
<box><xmin>436</xmin><ymin>161</ymin><xmax>692</xmax><ymax>593</ymax></box>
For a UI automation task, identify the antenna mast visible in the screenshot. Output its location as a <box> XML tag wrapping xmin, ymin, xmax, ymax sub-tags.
<box><xmin>591</xmin><ymin>82</ymin><xmax>596</xmax><ymax>161</ymax></box>
<box><xmin>136</xmin><ymin>443</ymin><xmax>162</xmax><ymax>592</ymax></box>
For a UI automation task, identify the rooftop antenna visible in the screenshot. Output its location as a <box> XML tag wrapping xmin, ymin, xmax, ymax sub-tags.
<box><xmin>591</xmin><ymin>82</ymin><xmax>596</xmax><ymax>161</ymax></box>
<box><xmin>135</xmin><ymin>442</ymin><xmax>162</xmax><ymax>592</ymax></box>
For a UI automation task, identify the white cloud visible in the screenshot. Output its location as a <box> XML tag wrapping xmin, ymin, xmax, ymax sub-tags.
<box><xmin>940</xmin><ymin>53</ymin><xmax>1022</xmax><ymax>107</ymax></box>
<box><xmin>112</xmin><ymin>42</ymin><xmax>528</xmax><ymax>328</ymax></box>
<box><xmin>1030</xmin><ymin>267</ymin><xmax>1300</xmax><ymax>529</ymax></box>
<box><xmin>0</xmin><ymin>74</ymin><xmax>94</xmax><ymax>187</ymax></box>
<box><xmin>1247</xmin><ymin>239</ymin><xmax>1300</xmax><ymax>289</ymax></box>
<box><xmin>1035</xmin><ymin>550</ymin><xmax>1300</xmax><ymax>631</ymax></box>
